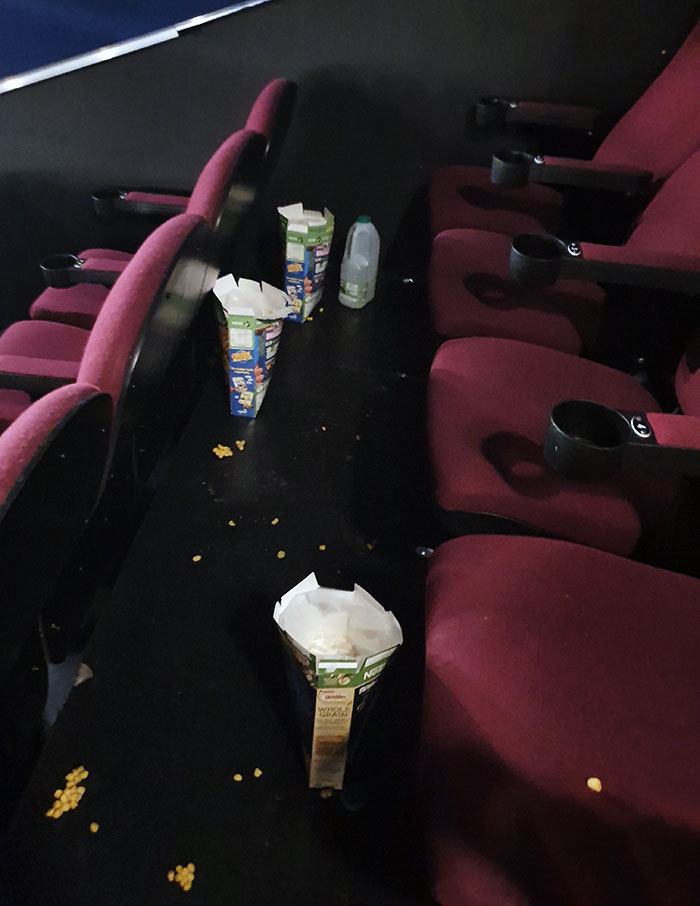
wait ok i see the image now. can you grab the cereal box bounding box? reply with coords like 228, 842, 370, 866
214, 276, 290, 418
278, 203, 334, 322
274, 574, 403, 789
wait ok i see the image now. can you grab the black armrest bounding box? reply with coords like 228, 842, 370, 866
475, 97, 600, 131
490, 149, 652, 194
544, 400, 700, 480
92, 187, 190, 218
509, 234, 700, 296
40, 254, 127, 289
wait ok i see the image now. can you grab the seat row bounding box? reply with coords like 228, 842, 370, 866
0, 78, 296, 824
419, 23, 700, 906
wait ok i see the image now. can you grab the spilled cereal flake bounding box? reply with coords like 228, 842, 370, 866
90, 822, 99, 833
277, 550, 286, 559
320, 788, 334, 799
587, 777, 603, 793
270, 517, 279, 525
212, 444, 233, 459
233, 773, 243, 782
318, 544, 326, 551
192, 555, 202, 563
228, 520, 236, 527
254, 768, 263, 778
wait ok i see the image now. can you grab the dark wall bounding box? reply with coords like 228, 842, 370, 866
0, 0, 696, 327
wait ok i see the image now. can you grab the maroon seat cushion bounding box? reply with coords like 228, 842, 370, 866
122, 192, 188, 208
429, 833, 531, 906
30, 284, 110, 330
0, 389, 31, 433
245, 77, 293, 139
186, 129, 258, 226
429, 165, 562, 237
0, 321, 90, 383
430, 229, 605, 353
428, 337, 675, 555
77, 248, 133, 262
424, 534, 700, 831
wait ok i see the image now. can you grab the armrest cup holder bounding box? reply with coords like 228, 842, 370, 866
509, 234, 565, 285
490, 150, 533, 187
544, 400, 630, 480
475, 97, 508, 127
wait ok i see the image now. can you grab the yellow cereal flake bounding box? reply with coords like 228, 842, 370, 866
253, 768, 263, 778
235, 439, 246, 451
168, 862, 195, 890
320, 426, 326, 431
270, 517, 279, 525
212, 443, 233, 458
320, 788, 334, 799
587, 777, 603, 793
228, 520, 236, 526
276, 550, 286, 559
90, 822, 99, 833
306, 316, 314, 321
318, 544, 326, 551
192, 555, 202, 563
233, 773, 243, 782
366, 542, 374, 551
319, 307, 324, 312
47, 765, 89, 819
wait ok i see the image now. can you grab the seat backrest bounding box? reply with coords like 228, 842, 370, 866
593, 20, 700, 182
0, 382, 110, 819
624, 146, 700, 256
245, 78, 297, 179
77, 212, 214, 482
675, 333, 700, 417
186, 128, 267, 270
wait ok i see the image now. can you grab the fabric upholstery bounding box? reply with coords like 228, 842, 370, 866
429, 165, 562, 237
427, 337, 675, 555
647, 412, 700, 449
593, 20, 700, 182
30, 284, 110, 330
79, 257, 130, 275
0, 389, 31, 433
123, 191, 188, 208
0, 383, 99, 504
429, 833, 531, 906
424, 534, 700, 831
674, 332, 700, 416
78, 248, 133, 262
186, 129, 257, 226
0, 321, 89, 382
429, 21, 700, 236
429, 229, 604, 352
77, 213, 204, 409
245, 77, 293, 140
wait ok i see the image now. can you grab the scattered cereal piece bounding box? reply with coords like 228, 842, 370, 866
587, 777, 603, 793
366, 542, 374, 551
212, 443, 233, 459
45, 809, 54, 818
306, 316, 314, 321
320, 788, 334, 799
233, 773, 243, 782
276, 550, 286, 559
254, 768, 263, 778
167, 871, 175, 882
355, 434, 361, 441
228, 520, 236, 527
319, 307, 324, 313
321, 426, 326, 431
234, 439, 246, 451
192, 555, 202, 563
318, 544, 326, 551
90, 822, 99, 833
271, 517, 279, 525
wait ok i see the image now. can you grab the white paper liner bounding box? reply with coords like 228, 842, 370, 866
274, 573, 403, 660
214, 275, 291, 319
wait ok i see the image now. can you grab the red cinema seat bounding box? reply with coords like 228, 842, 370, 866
429, 21, 700, 237
428, 134, 700, 354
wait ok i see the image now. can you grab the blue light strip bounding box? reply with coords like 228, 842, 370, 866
0, 0, 272, 94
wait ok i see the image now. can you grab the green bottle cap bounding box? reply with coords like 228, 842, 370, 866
357, 215, 371, 223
